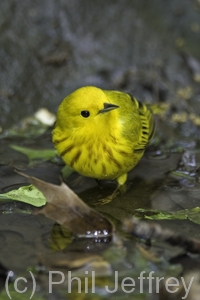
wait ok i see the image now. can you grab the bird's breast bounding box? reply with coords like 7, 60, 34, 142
58, 129, 142, 180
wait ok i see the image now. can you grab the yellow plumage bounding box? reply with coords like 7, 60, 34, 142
52, 86, 155, 203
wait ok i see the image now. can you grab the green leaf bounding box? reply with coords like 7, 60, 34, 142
10, 144, 57, 166
135, 207, 200, 225
0, 185, 46, 207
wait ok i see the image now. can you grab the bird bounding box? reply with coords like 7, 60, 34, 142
52, 86, 155, 204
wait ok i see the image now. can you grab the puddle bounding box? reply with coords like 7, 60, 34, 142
0, 129, 200, 299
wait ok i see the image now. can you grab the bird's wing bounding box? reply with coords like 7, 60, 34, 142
130, 96, 155, 152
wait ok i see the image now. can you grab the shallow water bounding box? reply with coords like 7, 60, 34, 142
0, 128, 200, 299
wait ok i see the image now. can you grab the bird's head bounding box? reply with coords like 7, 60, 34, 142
56, 86, 119, 131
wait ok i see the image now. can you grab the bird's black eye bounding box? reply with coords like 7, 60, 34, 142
81, 110, 90, 118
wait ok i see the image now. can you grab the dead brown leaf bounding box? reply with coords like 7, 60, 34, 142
17, 171, 114, 238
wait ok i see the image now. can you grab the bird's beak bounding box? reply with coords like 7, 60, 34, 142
98, 103, 119, 114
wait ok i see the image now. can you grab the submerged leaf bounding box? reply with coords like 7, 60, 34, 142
10, 144, 57, 166
0, 184, 46, 207
135, 207, 200, 225
18, 172, 113, 238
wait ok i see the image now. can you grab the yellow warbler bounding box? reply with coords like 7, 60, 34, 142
52, 86, 155, 204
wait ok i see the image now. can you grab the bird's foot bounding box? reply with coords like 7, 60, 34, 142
94, 196, 113, 206
94, 189, 120, 205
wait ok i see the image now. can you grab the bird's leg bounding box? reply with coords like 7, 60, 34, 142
94, 185, 120, 205
94, 175, 127, 205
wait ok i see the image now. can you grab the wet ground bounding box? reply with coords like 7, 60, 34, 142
1, 1, 200, 299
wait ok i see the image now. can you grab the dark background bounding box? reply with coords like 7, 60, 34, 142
1, 0, 200, 130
